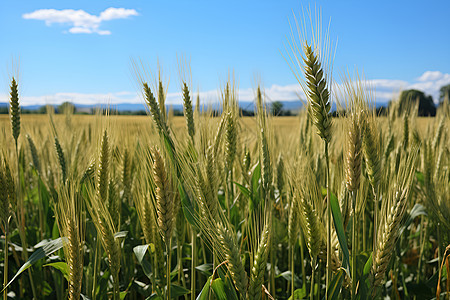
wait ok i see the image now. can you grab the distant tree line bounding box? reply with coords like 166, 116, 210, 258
1, 84, 449, 116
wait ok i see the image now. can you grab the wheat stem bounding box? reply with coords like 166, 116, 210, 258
351, 191, 357, 299
325, 141, 331, 295
166, 241, 172, 300
291, 241, 295, 297
299, 231, 306, 294
3, 221, 8, 300
92, 239, 100, 299
191, 229, 196, 300
310, 256, 316, 300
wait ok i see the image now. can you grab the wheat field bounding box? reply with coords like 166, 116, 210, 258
0, 43, 449, 300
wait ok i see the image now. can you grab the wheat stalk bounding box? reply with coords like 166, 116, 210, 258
151, 146, 175, 300
249, 219, 271, 300
1, 165, 10, 300
302, 41, 333, 291
371, 148, 418, 296
55, 185, 84, 300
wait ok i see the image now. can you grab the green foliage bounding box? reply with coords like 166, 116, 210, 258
439, 84, 450, 104
271, 101, 284, 116
397, 89, 436, 116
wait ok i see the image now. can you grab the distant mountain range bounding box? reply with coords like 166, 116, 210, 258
0, 100, 388, 112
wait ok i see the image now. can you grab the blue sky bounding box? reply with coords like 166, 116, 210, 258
0, 0, 449, 106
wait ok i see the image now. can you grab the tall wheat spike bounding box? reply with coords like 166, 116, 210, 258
144, 83, 166, 134
225, 111, 237, 172
362, 114, 382, 258
152, 147, 174, 244
97, 130, 109, 202
183, 82, 195, 141
403, 112, 409, 149
54, 136, 67, 183
26, 135, 41, 174
256, 87, 272, 201
217, 222, 248, 298
9, 77, 20, 145
85, 128, 122, 299
122, 149, 132, 204
302, 41, 333, 291
345, 114, 362, 193
362, 118, 381, 193
371, 148, 418, 295
158, 78, 167, 124
302, 42, 332, 143
277, 154, 285, 196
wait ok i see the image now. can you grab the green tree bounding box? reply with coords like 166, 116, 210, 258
271, 101, 284, 116
57, 102, 76, 114
398, 89, 436, 116
439, 84, 450, 104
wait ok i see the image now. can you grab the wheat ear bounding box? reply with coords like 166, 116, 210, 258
144, 83, 166, 134
54, 136, 67, 183
303, 42, 332, 142
158, 78, 167, 124
152, 147, 174, 244
217, 222, 248, 298
122, 149, 132, 204
97, 130, 110, 201
26, 135, 41, 174
9, 77, 20, 145
182, 82, 195, 141
152, 146, 174, 300
346, 115, 362, 193
302, 41, 333, 291
371, 148, 418, 296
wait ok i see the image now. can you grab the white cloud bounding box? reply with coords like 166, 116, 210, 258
340, 71, 450, 104
23, 7, 138, 35
69, 27, 94, 34
417, 71, 444, 82
0, 91, 140, 106
99, 8, 138, 21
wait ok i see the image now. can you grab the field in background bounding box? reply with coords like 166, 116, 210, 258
0, 114, 434, 137
0, 103, 448, 300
